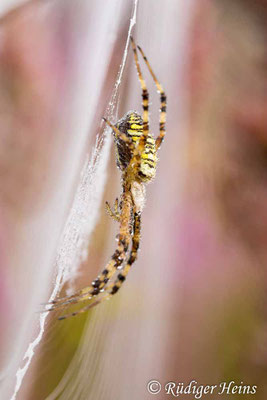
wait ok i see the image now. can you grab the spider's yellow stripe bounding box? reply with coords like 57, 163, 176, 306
130, 135, 142, 143
141, 153, 155, 160
127, 130, 142, 135
130, 123, 143, 130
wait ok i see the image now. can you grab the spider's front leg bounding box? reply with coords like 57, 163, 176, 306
103, 118, 134, 148
134, 40, 167, 150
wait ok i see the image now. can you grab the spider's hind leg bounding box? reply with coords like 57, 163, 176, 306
47, 232, 129, 314
47, 190, 133, 316
58, 209, 141, 320
108, 209, 141, 296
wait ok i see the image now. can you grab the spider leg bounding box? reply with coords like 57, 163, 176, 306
103, 118, 134, 150
58, 295, 102, 320
89, 189, 133, 294
44, 283, 95, 309
105, 198, 120, 222
58, 209, 141, 320
136, 44, 167, 150
108, 209, 141, 296
130, 37, 149, 150
44, 289, 91, 312
48, 190, 133, 313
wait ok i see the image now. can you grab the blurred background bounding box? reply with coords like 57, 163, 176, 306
1, 0, 267, 399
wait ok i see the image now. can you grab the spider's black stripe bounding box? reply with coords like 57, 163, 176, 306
143, 122, 149, 129
142, 92, 149, 101
111, 286, 119, 294
138, 171, 148, 179
118, 274, 126, 282
142, 162, 155, 169
160, 94, 167, 103
161, 106, 166, 113
144, 157, 155, 163
91, 287, 99, 296
142, 89, 148, 97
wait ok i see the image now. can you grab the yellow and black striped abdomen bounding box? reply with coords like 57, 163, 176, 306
115, 111, 157, 182
139, 134, 157, 182
126, 112, 157, 182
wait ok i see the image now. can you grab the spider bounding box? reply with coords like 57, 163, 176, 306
48, 37, 167, 319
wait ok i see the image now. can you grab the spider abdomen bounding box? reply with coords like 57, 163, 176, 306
127, 120, 157, 181
139, 136, 157, 182
115, 111, 157, 182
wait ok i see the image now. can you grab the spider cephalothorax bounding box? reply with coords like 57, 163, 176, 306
47, 37, 166, 319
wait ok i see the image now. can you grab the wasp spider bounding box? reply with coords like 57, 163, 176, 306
48, 37, 167, 319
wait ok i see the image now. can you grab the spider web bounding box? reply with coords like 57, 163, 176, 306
10, 1, 138, 399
